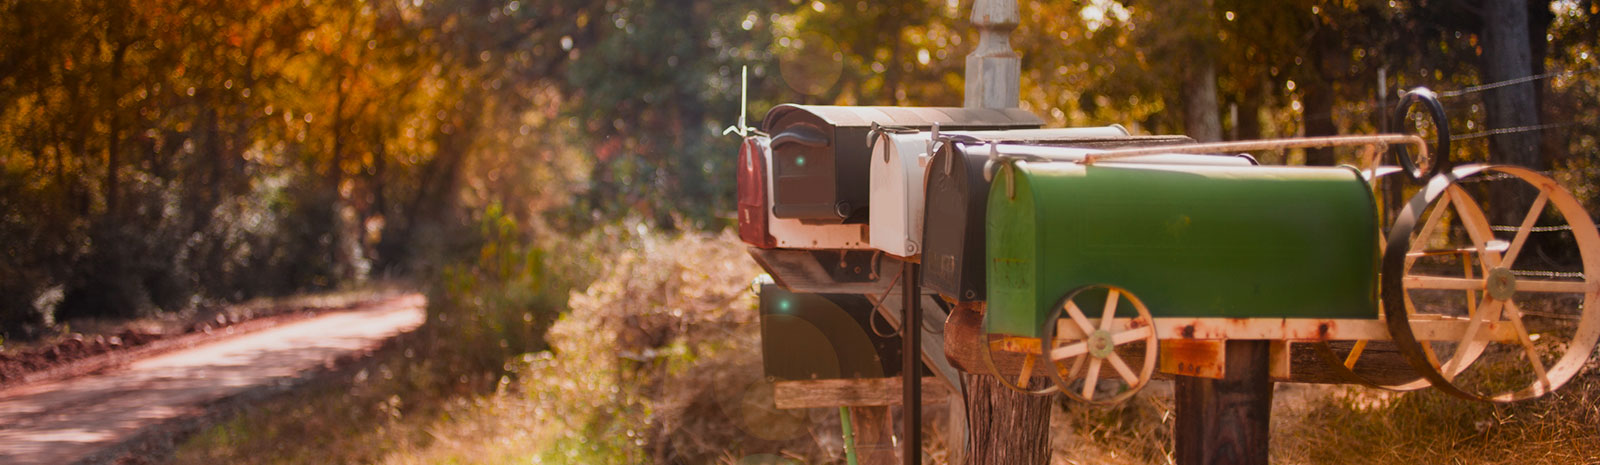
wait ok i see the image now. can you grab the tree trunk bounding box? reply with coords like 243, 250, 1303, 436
1183, 60, 1223, 143
961, 374, 1052, 464
1480, 0, 1545, 226
1302, 80, 1338, 166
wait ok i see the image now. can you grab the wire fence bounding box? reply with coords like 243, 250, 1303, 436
1296, 63, 1599, 136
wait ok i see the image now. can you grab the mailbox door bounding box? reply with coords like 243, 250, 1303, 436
868, 131, 935, 257
985, 163, 1379, 337
765, 132, 872, 249
737, 136, 776, 248
758, 283, 902, 381
769, 117, 843, 223
921, 144, 990, 302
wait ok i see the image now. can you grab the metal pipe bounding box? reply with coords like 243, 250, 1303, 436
1080, 134, 1429, 166
901, 261, 921, 465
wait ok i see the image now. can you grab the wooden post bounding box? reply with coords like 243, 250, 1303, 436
1173, 340, 1274, 465
961, 1, 1047, 464
960, 373, 1052, 465
964, 0, 1020, 109
851, 406, 900, 464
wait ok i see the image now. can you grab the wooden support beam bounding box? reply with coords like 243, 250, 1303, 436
850, 406, 899, 465
773, 377, 950, 409
1174, 340, 1273, 465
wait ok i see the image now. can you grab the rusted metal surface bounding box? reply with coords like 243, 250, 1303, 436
1160, 339, 1226, 379
1046, 317, 1522, 342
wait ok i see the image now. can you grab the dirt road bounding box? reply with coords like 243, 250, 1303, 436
0, 294, 426, 465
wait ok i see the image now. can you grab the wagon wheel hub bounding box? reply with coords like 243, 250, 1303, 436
1486, 267, 1517, 301
1087, 329, 1116, 358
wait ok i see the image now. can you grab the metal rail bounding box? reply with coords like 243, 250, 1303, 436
1079, 134, 1429, 167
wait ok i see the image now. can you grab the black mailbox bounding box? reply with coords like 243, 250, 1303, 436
758, 283, 901, 381
761, 105, 1043, 224
921, 135, 1260, 303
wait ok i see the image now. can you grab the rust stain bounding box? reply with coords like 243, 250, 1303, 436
1181, 324, 1196, 339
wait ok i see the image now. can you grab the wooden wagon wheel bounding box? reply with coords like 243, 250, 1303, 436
977, 308, 1075, 396
1383, 164, 1600, 402
1041, 285, 1159, 405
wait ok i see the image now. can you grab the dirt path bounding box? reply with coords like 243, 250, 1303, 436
0, 294, 426, 465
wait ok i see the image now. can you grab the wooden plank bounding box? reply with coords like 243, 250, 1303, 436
1287, 340, 1420, 385
1269, 340, 1292, 381
773, 377, 950, 409
1173, 340, 1273, 465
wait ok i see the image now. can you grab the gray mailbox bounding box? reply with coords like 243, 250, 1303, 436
761, 105, 1042, 224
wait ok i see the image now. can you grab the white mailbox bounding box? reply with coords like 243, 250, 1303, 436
866, 126, 1134, 258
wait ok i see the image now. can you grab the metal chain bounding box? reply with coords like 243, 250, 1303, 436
1511, 269, 1587, 280
1489, 224, 1572, 233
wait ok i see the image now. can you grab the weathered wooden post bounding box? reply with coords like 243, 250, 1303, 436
1173, 341, 1274, 465
960, 1, 1054, 464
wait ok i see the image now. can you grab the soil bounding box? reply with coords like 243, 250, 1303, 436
0, 289, 399, 389
0, 330, 161, 384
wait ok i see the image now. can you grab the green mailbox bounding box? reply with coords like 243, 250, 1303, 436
984, 162, 1379, 337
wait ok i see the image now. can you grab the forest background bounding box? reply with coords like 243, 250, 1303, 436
2, 0, 1599, 462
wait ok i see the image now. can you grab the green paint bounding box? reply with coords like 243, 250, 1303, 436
986, 162, 1380, 337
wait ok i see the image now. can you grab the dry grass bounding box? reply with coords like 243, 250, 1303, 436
169, 234, 1600, 465
170, 230, 839, 465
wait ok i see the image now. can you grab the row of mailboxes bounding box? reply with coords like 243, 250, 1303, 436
983, 162, 1381, 337
761, 105, 1043, 224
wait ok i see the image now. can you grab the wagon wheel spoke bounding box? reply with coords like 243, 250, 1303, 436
1050, 341, 1090, 362
1016, 353, 1037, 389
1405, 191, 1454, 269
1098, 289, 1120, 331
1499, 191, 1550, 269
1447, 186, 1501, 269
1404, 294, 1446, 370
1440, 298, 1504, 380
1065, 301, 1096, 334
1105, 352, 1140, 385
1403, 275, 1485, 290
1343, 340, 1369, 369
1502, 301, 1553, 390
1110, 325, 1154, 346
1080, 357, 1104, 400
1463, 252, 1479, 323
